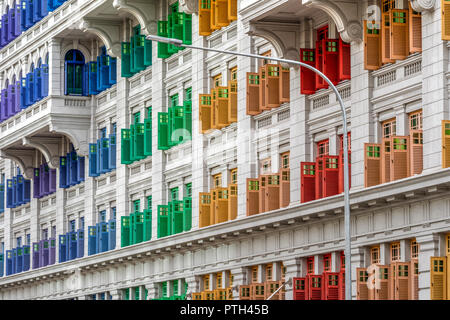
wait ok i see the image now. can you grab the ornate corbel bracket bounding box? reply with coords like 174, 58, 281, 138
179, 0, 198, 14
113, 0, 158, 36
49, 125, 89, 157
79, 18, 122, 57
0, 149, 35, 179
409, 0, 435, 12
22, 137, 61, 169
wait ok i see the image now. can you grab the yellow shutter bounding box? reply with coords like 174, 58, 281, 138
442, 120, 450, 168
430, 256, 447, 300
199, 94, 212, 133
199, 0, 212, 36
228, 0, 237, 21
442, 0, 450, 40
228, 80, 237, 123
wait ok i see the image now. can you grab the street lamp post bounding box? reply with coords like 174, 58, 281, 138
147, 34, 352, 300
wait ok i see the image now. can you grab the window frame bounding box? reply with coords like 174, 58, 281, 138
390, 242, 400, 262
382, 118, 397, 139
370, 246, 380, 265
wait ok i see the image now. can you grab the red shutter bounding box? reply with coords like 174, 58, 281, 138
280, 168, 290, 208
265, 64, 281, 109
410, 130, 423, 176
301, 162, 316, 203
315, 40, 328, 90
390, 136, 410, 181
246, 178, 260, 216
363, 20, 382, 70
364, 143, 381, 188
338, 269, 345, 300
323, 155, 339, 198
308, 274, 323, 300
300, 49, 317, 95
293, 277, 307, 300
339, 133, 352, 193
315, 157, 324, 200
323, 272, 340, 300
324, 38, 340, 85
279, 66, 290, 103
381, 138, 391, 183
338, 38, 351, 81
390, 9, 409, 60
259, 175, 267, 213
409, 3, 422, 53
246, 72, 261, 115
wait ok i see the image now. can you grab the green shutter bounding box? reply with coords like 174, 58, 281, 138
121, 42, 132, 77
124, 288, 130, 300
130, 35, 136, 73
171, 200, 184, 235
183, 197, 192, 231
158, 112, 170, 150
143, 208, 152, 241
121, 216, 130, 247
183, 100, 192, 141
121, 129, 132, 165
134, 35, 145, 72
182, 13, 192, 45
129, 212, 136, 245
171, 106, 185, 145
157, 205, 170, 238
129, 124, 136, 162
144, 118, 152, 156
135, 212, 144, 244
134, 287, 140, 300
134, 123, 145, 160
144, 39, 152, 67
157, 21, 170, 59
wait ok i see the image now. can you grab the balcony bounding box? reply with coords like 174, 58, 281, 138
0, 95, 91, 178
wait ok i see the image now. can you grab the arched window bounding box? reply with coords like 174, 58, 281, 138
65, 49, 85, 95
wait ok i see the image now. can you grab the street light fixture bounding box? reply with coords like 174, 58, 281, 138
146, 34, 352, 300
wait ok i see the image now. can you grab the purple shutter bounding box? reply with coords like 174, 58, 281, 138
49, 168, 56, 193
33, 168, 40, 198
15, 4, 21, 37
43, 165, 50, 195
1, 89, 7, 121
15, 81, 21, 113
7, 84, 14, 117
39, 165, 44, 198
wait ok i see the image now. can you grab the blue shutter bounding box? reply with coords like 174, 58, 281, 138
69, 151, 77, 186
1, 14, 8, 45
108, 219, 116, 251
69, 231, 77, 260
77, 156, 85, 183
1, 89, 7, 121
58, 235, 66, 263
24, 178, 31, 202
33, 0, 41, 22
47, 0, 56, 11
0, 183, 4, 213
41, 64, 49, 98
26, 0, 33, 28
25, 72, 33, 106
59, 156, 67, 188
34, 67, 42, 102
15, 4, 22, 37
89, 143, 99, 177
64, 61, 68, 95
88, 226, 97, 255
6, 179, 12, 208
82, 63, 88, 96
108, 133, 116, 170
96, 223, 101, 254
88, 62, 99, 95
8, 8, 15, 42
40, 0, 48, 17
96, 56, 102, 93
96, 139, 101, 175
101, 137, 109, 173
16, 175, 24, 206
12, 177, 17, 208
77, 229, 84, 258
23, 245, 30, 271
109, 57, 117, 85
99, 222, 108, 253
20, 77, 27, 109
20, 0, 27, 31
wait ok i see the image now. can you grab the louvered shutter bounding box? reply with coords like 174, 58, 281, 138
410, 259, 419, 300
390, 136, 410, 181
324, 38, 339, 85
315, 40, 328, 89
410, 129, 423, 175
216, 86, 229, 127
338, 38, 351, 80
259, 65, 269, 111
265, 64, 281, 108
210, 0, 219, 30
382, 12, 395, 64
364, 21, 381, 70
246, 72, 261, 115
228, 0, 237, 21
301, 162, 316, 203
300, 49, 317, 95
442, 0, 450, 40
443, 121, 450, 168
199, 192, 212, 228
293, 278, 307, 300
228, 80, 237, 123
356, 268, 369, 300
265, 174, 280, 212
364, 143, 381, 187
280, 168, 290, 207
199, 0, 212, 36
200, 94, 212, 133
323, 156, 339, 198
315, 157, 324, 200
215, 0, 228, 27
381, 138, 391, 183
323, 272, 340, 300
215, 187, 229, 223
228, 184, 237, 220
246, 178, 259, 216
430, 256, 447, 300
375, 265, 389, 300
390, 9, 409, 60
409, 3, 422, 53
394, 262, 410, 300
259, 175, 267, 213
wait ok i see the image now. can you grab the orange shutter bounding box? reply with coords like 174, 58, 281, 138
442, 120, 450, 168
430, 256, 447, 300
389, 263, 396, 300
239, 285, 251, 300
215, 187, 229, 223
199, 94, 212, 133
410, 259, 419, 300
199, 0, 212, 36
215, 0, 229, 27
390, 136, 410, 181
364, 143, 381, 187
356, 268, 369, 300
394, 262, 410, 300
228, 0, 237, 21
210, 0, 219, 30
409, 3, 422, 53
364, 21, 381, 70
410, 130, 423, 175
382, 12, 395, 64
211, 87, 218, 129
216, 86, 229, 127
210, 189, 217, 225
199, 192, 212, 228
279, 66, 290, 103
390, 9, 409, 60
280, 168, 290, 208
259, 175, 267, 213
375, 265, 389, 300
265, 174, 280, 212
228, 184, 237, 220
442, 0, 450, 40
251, 283, 265, 300
228, 80, 237, 123
265, 281, 285, 300
259, 65, 269, 111
246, 178, 260, 216
381, 138, 391, 183
265, 64, 281, 109
246, 72, 261, 115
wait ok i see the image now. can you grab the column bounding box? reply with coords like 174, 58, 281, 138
282, 258, 301, 300
395, 105, 408, 136
379, 242, 390, 265
48, 39, 62, 96
109, 289, 122, 300
351, 247, 366, 300
145, 282, 158, 300
230, 267, 248, 300
185, 275, 200, 299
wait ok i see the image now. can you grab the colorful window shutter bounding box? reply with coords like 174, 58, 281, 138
265, 64, 281, 108
215, 86, 229, 127
410, 128, 423, 176
246, 72, 261, 115
381, 138, 391, 183
228, 0, 237, 21
215, 0, 228, 27
442, 0, 450, 40
442, 120, 450, 168
323, 39, 339, 85
390, 136, 410, 181
409, 3, 422, 53
228, 80, 238, 123
390, 9, 409, 60
301, 162, 316, 203
199, 0, 212, 36
430, 256, 447, 300
364, 20, 381, 70
381, 11, 395, 64
246, 178, 260, 216
300, 49, 317, 95
364, 143, 381, 187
